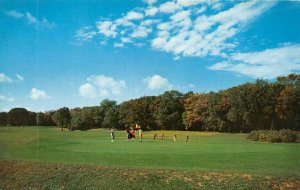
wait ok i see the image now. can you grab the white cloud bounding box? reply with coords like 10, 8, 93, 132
0, 73, 13, 83
0, 73, 24, 83
79, 75, 126, 98
76, 1, 276, 60
151, 1, 276, 58
114, 42, 124, 47
41, 18, 56, 28
144, 0, 157, 5
25, 12, 37, 24
211, 2, 223, 11
96, 21, 117, 38
100, 41, 107, 45
176, 0, 202, 7
6, 10, 56, 28
121, 37, 132, 43
170, 10, 190, 22
143, 75, 172, 90
134, 43, 145, 47
173, 56, 180, 60
131, 26, 152, 38
30, 88, 49, 100
196, 6, 207, 14
6, 10, 24, 18
125, 11, 144, 20
76, 26, 97, 41
115, 18, 134, 27
208, 44, 300, 79
145, 6, 159, 16
15, 74, 24, 81
79, 83, 97, 98
0, 95, 15, 102
159, 1, 181, 13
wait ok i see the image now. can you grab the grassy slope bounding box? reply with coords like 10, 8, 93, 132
0, 127, 299, 177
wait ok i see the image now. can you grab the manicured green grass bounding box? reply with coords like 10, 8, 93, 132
0, 127, 299, 177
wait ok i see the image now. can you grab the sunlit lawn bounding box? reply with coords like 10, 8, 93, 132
0, 126, 299, 177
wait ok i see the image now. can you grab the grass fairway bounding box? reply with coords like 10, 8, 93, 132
0, 127, 299, 189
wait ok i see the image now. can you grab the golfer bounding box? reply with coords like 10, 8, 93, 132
139, 128, 143, 142
110, 128, 115, 142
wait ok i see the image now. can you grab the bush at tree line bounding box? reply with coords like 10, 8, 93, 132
247, 130, 299, 143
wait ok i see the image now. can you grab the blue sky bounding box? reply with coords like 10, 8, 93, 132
0, 0, 300, 112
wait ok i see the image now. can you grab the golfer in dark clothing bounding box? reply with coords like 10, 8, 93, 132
126, 129, 131, 141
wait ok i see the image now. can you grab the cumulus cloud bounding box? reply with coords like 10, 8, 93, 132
159, 1, 181, 13
176, 0, 202, 7
0, 73, 13, 83
96, 21, 117, 38
151, 1, 276, 58
79, 83, 97, 98
125, 11, 144, 20
144, 0, 157, 5
145, 6, 159, 16
130, 26, 152, 38
75, 0, 277, 64
143, 75, 172, 90
208, 44, 300, 79
30, 88, 50, 100
79, 75, 126, 98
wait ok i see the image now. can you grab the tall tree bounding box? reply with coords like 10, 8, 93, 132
155, 90, 184, 130
7, 108, 36, 126
52, 107, 71, 131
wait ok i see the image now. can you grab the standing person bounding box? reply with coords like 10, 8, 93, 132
126, 129, 131, 141
110, 128, 115, 142
135, 123, 141, 130
173, 134, 177, 142
139, 128, 143, 142
186, 135, 189, 142
130, 128, 136, 141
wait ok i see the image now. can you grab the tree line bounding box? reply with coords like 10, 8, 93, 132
0, 74, 299, 132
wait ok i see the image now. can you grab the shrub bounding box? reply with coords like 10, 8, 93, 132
247, 129, 299, 143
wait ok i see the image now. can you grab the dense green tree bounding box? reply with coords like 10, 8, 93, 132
52, 107, 71, 131
99, 99, 117, 128
0, 112, 8, 126
102, 106, 119, 128
154, 90, 184, 130
7, 108, 36, 126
